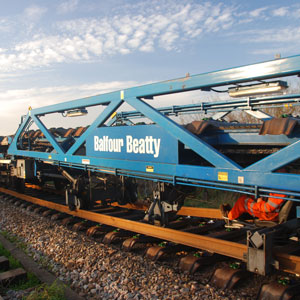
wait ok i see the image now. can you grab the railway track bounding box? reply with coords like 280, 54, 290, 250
1, 186, 300, 276
1, 187, 300, 299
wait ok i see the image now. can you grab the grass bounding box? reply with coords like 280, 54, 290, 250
10, 272, 40, 291
25, 280, 66, 300
184, 188, 238, 209
0, 235, 66, 300
0, 241, 40, 294
0, 242, 22, 270
1, 230, 27, 251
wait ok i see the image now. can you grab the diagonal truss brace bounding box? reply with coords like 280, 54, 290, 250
66, 99, 123, 155
125, 97, 241, 170
246, 139, 300, 172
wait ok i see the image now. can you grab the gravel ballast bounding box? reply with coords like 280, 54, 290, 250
0, 197, 266, 299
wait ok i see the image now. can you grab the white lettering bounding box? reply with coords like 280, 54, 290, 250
108, 139, 113, 152
133, 138, 139, 153
94, 136, 99, 151
94, 135, 161, 158
153, 138, 161, 158
94, 136, 124, 153
138, 138, 145, 154
126, 136, 132, 153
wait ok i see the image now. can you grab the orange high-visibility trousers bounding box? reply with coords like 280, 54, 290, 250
228, 193, 285, 221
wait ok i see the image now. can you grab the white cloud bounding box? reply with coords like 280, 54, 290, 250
0, 80, 139, 135
1, 1, 300, 74
249, 7, 268, 18
251, 47, 295, 56
238, 26, 300, 56
245, 27, 300, 43
24, 5, 47, 21
272, 7, 289, 17
0, 2, 236, 73
57, 0, 79, 14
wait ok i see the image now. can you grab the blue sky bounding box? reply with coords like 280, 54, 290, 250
1, 0, 300, 134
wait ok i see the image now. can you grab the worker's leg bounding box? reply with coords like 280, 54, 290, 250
228, 195, 254, 220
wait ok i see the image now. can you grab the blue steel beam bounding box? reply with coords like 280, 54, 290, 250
116, 94, 300, 120
124, 55, 300, 98
29, 55, 300, 117
66, 99, 123, 155
9, 114, 31, 153
31, 115, 64, 154
7, 147, 300, 196
125, 97, 240, 170
31, 93, 116, 115
245, 140, 300, 172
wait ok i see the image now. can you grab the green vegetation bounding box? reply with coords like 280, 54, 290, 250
0, 241, 40, 294
0, 242, 22, 270
0, 236, 66, 300
25, 281, 66, 300
11, 272, 40, 291
184, 188, 238, 208
1, 230, 27, 251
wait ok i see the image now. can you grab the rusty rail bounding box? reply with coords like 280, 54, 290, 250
1, 187, 300, 275
110, 202, 223, 219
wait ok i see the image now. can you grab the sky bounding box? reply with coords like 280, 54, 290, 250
1, 0, 300, 135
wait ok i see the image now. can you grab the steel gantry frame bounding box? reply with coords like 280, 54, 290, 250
7, 54, 300, 199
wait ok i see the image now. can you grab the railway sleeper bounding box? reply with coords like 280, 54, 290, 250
26, 204, 37, 211
0, 268, 27, 287
50, 212, 68, 221
181, 219, 225, 234
20, 202, 29, 209
72, 220, 96, 232
102, 229, 134, 245
33, 206, 47, 214
210, 265, 250, 290
145, 243, 191, 261
0, 256, 9, 271
13, 199, 23, 206
122, 236, 160, 252
256, 281, 300, 300
179, 253, 221, 274
61, 216, 82, 226
41, 209, 56, 217
86, 224, 116, 238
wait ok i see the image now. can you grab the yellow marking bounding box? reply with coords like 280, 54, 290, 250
238, 176, 244, 184
146, 166, 154, 172
120, 90, 124, 100
82, 159, 90, 165
110, 111, 117, 119
48, 155, 52, 159
218, 172, 228, 181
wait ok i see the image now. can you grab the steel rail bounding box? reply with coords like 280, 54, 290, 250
0, 187, 246, 260
1, 187, 300, 275
109, 202, 223, 219
275, 252, 300, 275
